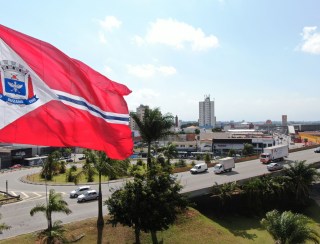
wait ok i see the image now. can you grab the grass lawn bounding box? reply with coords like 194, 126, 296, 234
1, 202, 320, 244
0, 208, 272, 244
24, 162, 212, 185
25, 168, 112, 184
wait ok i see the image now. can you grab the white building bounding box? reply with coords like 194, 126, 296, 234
199, 95, 216, 129
129, 104, 149, 131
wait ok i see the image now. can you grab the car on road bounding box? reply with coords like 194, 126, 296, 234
10, 164, 22, 169
70, 186, 91, 198
77, 190, 99, 202
267, 162, 283, 171
66, 158, 74, 162
314, 147, 320, 153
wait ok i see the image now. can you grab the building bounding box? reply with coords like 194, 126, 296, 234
129, 104, 149, 131
211, 131, 274, 156
0, 144, 59, 169
199, 95, 216, 129
282, 115, 287, 126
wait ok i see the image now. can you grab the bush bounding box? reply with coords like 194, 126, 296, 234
70, 165, 77, 172
175, 159, 187, 168
59, 161, 66, 174
65, 168, 75, 182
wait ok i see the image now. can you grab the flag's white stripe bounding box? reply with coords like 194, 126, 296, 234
53, 90, 129, 125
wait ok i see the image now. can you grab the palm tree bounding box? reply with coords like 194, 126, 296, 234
30, 189, 71, 243
81, 150, 129, 228
283, 160, 320, 205
41, 151, 61, 180
212, 182, 238, 208
163, 143, 178, 164
131, 107, 174, 168
261, 209, 320, 244
37, 220, 66, 244
74, 157, 96, 184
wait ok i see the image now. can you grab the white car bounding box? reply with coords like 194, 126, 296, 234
77, 190, 99, 203
267, 163, 283, 172
70, 186, 91, 198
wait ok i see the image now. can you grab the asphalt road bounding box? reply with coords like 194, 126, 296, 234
0, 148, 319, 240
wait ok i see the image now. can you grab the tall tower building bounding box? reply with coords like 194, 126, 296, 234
199, 95, 216, 129
282, 115, 287, 126
129, 104, 149, 131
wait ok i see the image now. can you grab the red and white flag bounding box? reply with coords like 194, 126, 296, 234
0, 25, 133, 159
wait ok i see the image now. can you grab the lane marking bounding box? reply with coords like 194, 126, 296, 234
33, 192, 41, 197
21, 192, 29, 198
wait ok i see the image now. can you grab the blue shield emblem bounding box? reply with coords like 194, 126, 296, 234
0, 60, 38, 105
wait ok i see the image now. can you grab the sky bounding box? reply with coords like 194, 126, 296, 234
1, 0, 320, 122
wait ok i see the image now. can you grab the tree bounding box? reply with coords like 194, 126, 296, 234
41, 151, 61, 180
74, 155, 96, 184
163, 143, 178, 164
212, 127, 222, 132
194, 128, 200, 134
228, 149, 235, 157
131, 107, 174, 168
261, 209, 319, 244
79, 150, 129, 229
283, 160, 320, 205
242, 143, 254, 156
212, 182, 238, 208
204, 153, 211, 164
106, 164, 188, 244
63, 147, 72, 159
0, 214, 10, 234
36, 220, 66, 244
30, 189, 71, 243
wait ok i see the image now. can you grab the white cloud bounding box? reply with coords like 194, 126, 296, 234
98, 31, 107, 44
140, 18, 219, 51
299, 26, 320, 54
127, 88, 160, 111
127, 64, 177, 78
133, 35, 144, 46
99, 16, 121, 31
157, 66, 176, 76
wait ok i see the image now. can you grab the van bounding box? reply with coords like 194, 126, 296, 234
190, 163, 208, 174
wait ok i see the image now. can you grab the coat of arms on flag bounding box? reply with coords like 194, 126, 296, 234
0, 60, 38, 105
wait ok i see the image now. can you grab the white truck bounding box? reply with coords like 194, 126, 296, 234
260, 144, 289, 164
190, 163, 208, 174
213, 157, 235, 174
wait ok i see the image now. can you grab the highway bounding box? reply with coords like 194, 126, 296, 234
0, 148, 319, 240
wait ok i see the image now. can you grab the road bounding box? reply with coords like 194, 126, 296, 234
0, 148, 319, 240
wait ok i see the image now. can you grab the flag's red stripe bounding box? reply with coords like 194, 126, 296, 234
0, 101, 133, 159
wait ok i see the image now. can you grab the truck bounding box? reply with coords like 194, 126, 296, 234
213, 157, 235, 174
190, 163, 208, 174
260, 144, 289, 164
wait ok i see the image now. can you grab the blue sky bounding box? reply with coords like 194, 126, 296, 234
1, 0, 320, 122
